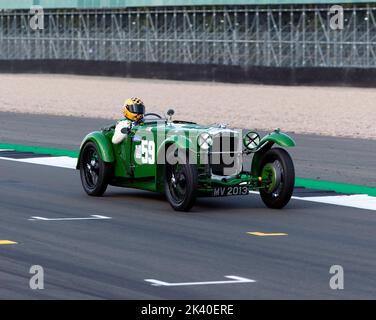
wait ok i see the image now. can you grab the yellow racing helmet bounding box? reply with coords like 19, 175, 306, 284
123, 98, 145, 122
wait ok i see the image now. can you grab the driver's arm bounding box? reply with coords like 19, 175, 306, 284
112, 120, 131, 144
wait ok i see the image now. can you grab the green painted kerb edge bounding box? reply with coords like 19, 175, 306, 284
295, 178, 376, 197
0, 142, 79, 158
1, 141, 376, 197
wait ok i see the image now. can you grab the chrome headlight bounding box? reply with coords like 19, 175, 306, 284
198, 133, 213, 150
243, 131, 260, 151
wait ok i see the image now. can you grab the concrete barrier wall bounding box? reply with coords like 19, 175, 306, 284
1, 60, 375, 87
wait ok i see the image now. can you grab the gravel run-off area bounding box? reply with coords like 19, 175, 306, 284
0, 73, 375, 140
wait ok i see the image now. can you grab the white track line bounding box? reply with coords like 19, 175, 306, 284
293, 194, 376, 211
0, 156, 76, 169
249, 191, 376, 211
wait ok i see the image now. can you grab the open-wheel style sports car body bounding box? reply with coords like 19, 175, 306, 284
77, 110, 296, 211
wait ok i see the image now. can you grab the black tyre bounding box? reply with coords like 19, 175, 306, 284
79, 141, 112, 196
259, 148, 295, 209
164, 150, 198, 211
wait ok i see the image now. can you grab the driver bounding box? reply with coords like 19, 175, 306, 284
112, 97, 145, 144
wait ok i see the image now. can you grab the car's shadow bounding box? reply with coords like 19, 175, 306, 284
104, 187, 305, 213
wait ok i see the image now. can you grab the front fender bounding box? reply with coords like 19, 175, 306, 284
76, 131, 115, 169
258, 131, 296, 149
251, 130, 295, 175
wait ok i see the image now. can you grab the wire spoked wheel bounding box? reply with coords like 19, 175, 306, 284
80, 142, 112, 196
165, 150, 197, 211
259, 148, 295, 209
169, 164, 188, 202
83, 147, 100, 188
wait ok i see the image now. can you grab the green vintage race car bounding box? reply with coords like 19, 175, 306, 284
77, 110, 295, 211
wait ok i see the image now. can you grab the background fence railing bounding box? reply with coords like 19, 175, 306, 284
1, 5, 375, 68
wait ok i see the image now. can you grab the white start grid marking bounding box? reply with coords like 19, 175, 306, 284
29, 215, 112, 221
144, 275, 256, 287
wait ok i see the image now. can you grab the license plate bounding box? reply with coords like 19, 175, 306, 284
212, 185, 249, 197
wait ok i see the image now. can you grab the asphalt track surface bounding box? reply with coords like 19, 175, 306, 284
1, 112, 376, 299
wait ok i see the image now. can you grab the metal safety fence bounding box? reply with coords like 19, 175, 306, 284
0, 4, 375, 68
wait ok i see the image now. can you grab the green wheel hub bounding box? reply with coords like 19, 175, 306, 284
261, 161, 282, 193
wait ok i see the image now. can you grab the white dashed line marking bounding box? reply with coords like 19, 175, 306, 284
144, 275, 256, 287
29, 215, 112, 221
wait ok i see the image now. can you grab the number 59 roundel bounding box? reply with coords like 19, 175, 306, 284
141, 140, 155, 164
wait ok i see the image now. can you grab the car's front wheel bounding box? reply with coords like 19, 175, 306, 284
164, 150, 198, 211
259, 148, 295, 209
79, 141, 112, 196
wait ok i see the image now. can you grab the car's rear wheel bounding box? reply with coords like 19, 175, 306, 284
165, 150, 198, 211
80, 141, 112, 196
259, 148, 295, 209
